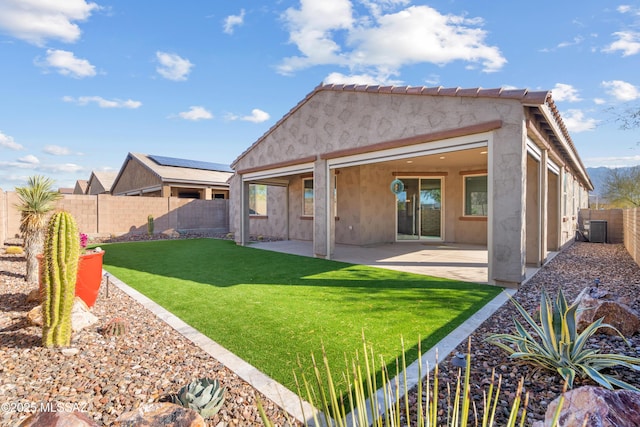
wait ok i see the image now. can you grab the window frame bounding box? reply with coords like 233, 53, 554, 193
462, 173, 488, 217
302, 177, 314, 217
249, 183, 267, 216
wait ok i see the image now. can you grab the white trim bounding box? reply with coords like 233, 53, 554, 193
487, 134, 494, 284
547, 159, 560, 175
326, 133, 490, 169
526, 137, 542, 161
242, 162, 314, 181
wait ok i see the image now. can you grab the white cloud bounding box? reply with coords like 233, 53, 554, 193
602, 80, 640, 101
593, 98, 606, 105
156, 51, 193, 81
0, 0, 99, 46
551, 83, 582, 102
41, 163, 84, 173
17, 154, 39, 165
324, 72, 386, 85
604, 31, 640, 56
241, 109, 270, 123
0, 131, 24, 150
40, 49, 96, 78
584, 155, 640, 168
223, 9, 245, 34
225, 109, 270, 123
63, 95, 142, 108
178, 106, 213, 121
562, 109, 599, 133
278, 2, 506, 78
43, 145, 71, 155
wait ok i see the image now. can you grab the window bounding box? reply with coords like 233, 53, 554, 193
249, 184, 267, 216
464, 175, 487, 216
303, 178, 313, 216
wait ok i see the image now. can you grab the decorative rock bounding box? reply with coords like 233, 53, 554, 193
18, 410, 100, 426
25, 297, 99, 332
574, 286, 640, 337
113, 402, 206, 427
70, 298, 99, 332
533, 386, 640, 427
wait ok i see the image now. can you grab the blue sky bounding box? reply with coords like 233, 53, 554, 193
0, 0, 639, 191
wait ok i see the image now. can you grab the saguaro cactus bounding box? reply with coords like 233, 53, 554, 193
42, 211, 80, 348
147, 214, 154, 235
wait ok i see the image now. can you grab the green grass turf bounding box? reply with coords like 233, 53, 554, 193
100, 238, 501, 393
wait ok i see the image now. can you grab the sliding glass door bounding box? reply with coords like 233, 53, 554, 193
396, 178, 442, 241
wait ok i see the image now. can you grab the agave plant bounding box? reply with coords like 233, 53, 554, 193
486, 288, 640, 390
171, 378, 225, 419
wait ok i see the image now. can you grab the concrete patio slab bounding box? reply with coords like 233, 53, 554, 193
251, 240, 489, 283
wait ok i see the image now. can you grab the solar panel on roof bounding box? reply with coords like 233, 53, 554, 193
148, 155, 233, 172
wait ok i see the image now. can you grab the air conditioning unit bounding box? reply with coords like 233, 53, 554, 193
590, 220, 607, 243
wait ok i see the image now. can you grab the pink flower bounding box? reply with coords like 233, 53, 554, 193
80, 233, 88, 249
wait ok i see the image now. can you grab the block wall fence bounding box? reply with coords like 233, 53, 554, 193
1, 191, 229, 243
624, 208, 640, 267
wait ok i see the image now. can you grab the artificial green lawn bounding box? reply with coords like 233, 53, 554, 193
101, 238, 501, 393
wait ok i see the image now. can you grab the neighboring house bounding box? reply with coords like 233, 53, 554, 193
229, 84, 593, 287
58, 187, 74, 194
86, 171, 118, 195
73, 179, 88, 195
111, 152, 233, 199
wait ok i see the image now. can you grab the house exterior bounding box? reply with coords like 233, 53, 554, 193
86, 171, 118, 195
229, 84, 593, 287
111, 152, 233, 199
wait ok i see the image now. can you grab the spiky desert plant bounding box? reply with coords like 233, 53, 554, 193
258, 335, 563, 427
171, 378, 226, 419
486, 288, 640, 390
101, 317, 130, 337
14, 175, 62, 285
41, 211, 80, 348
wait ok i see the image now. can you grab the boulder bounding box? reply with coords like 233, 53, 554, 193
26, 297, 99, 332
113, 402, 205, 427
533, 386, 640, 427
574, 286, 640, 337
18, 410, 99, 426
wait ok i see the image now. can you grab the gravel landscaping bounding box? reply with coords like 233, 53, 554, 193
1, 237, 639, 426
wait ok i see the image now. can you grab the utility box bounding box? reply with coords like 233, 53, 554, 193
590, 220, 607, 243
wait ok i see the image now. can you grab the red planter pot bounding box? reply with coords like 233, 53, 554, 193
38, 251, 105, 308
75, 251, 104, 307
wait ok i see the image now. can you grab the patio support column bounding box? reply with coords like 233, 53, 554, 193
540, 149, 549, 263
489, 124, 526, 287
239, 179, 250, 246
313, 158, 333, 259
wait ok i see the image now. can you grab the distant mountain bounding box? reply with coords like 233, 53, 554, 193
586, 167, 611, 196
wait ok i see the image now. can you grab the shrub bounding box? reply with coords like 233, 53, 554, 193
486, 288, 640, 390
